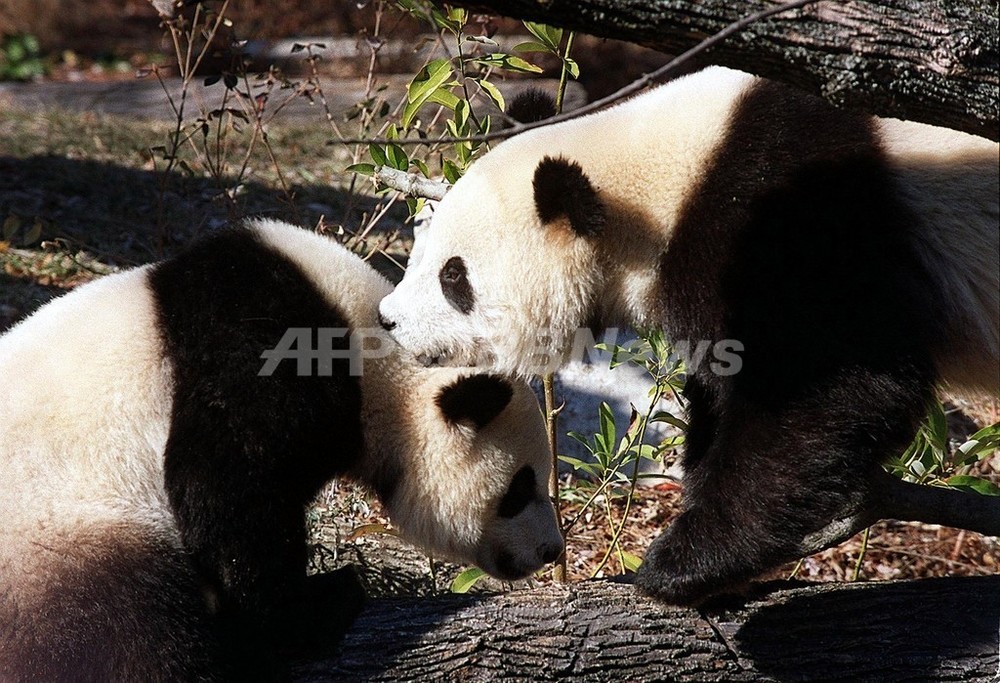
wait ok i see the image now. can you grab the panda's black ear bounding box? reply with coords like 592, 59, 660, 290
436, 374, 514, 430
533, 156, 605, 237
506, 88, 557, 124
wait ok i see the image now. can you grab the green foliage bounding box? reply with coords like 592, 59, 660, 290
0, 34, 47, 81
2, 214, 43, 247
560, 329, 687, 576
347, 3, 579, 217
450, 566, 486, 593
887, 402, 1000, 495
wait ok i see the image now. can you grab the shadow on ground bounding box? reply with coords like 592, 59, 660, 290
0, 154, 408, 328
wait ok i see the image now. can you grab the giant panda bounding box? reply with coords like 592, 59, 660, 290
377, 66, 1000, 605
0, 218, 563, 681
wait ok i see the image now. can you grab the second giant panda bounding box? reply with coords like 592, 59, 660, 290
0, 218, 563, 680
378, 66, 1000, 604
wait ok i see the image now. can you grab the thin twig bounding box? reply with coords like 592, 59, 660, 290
850, 526, 871, 581
542, 373, 567, 582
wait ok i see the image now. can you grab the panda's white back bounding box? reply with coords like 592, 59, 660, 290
249, 218, 393, 327
0, 267, 173, 533
469, 66, 754, 239
876, 117, 1000, 391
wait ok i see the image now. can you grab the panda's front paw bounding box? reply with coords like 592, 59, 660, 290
635, 532, 715, 606
635, 514, 756, 607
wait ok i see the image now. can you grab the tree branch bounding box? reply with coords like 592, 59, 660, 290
797, 470, 1000, 558
450, 0, 999, 140
373, 166, 449, 200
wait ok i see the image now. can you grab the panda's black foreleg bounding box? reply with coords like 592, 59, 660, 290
163, 401, 357, 676
636, 365, 931, 606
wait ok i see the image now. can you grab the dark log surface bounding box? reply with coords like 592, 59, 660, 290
295, 575, 1000, 681
451, 0, 999, 140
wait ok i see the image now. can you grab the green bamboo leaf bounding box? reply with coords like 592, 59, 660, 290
345, 163, 376, 176
408, 59, 449, 96
430, 9, 462, 34
385, 143, 408, 171
404, 59, 453, 127
943, 475, 1000, 496
566, 431, 594, 452
512, 41, 552, 54
478, 79, 505, 111
441, 159, 463, 184
368, 143, 387, 167
523, 21, 561, 51
927, 400, 949, 452
599, 402, 616, 452
650, 411, 688, 430
2, 214, 21, 241
24, 218, 42, 246
401, 100, 421, 130
410, 158, 431, 178
621, 551, 643, 572
563, 57, 580, 79
426, 87, 460, 110
475, 54, 543, 74
451, 566, 486, 593
453, 98, 469, 132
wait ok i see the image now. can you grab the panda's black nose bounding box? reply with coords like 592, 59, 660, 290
378, 312, 396, 331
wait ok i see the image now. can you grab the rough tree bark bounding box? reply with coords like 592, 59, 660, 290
295, 576, 1000, 681
450, 0, 999, 140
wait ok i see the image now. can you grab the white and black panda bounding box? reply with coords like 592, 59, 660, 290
378, 66, 1000, 604
0, 218, 563, 681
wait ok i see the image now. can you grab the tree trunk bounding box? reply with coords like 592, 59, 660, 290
295, 575, 1000, 681
451, 0, 999, 141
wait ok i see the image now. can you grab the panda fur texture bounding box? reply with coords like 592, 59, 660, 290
0, 219, 562, 680
378, 66, 999, 604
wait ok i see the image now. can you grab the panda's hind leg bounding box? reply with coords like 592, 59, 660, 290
0, 524, 221, 682
636, 365, 932, 605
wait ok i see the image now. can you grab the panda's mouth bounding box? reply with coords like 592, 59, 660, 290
491, 550, 534, 581
415, 348, 479, 368
415, 350, 448, 367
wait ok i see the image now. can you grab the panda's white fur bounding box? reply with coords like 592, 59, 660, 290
378, 66, 999, 605
250, 220, 560, 575
379, 67, 998, 391
0, 219, 561, 679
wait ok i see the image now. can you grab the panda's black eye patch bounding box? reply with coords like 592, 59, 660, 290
439, 256, 474, 314
498, 466, 536, 519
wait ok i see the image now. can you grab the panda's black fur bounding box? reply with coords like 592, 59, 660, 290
379, 67, 998, 605
153, 231, 363, 639
639, 82, 944, 602
505, 87, 558, 124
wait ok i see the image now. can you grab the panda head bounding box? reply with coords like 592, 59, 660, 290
368, 370, 563, 580
378, 154, 606, 377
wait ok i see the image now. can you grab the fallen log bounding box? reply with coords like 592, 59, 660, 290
295, 575, 1000, 681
